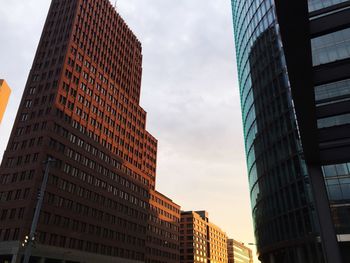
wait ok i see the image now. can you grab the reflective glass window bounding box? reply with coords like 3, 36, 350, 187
323, 163, 350, 177
308, 0, 348, 12
315, 79, 350, 105
327, 183, 343, 200
336, 163, 349, 175
311, 28, 350, 66
323, 165, 338, 177
317, 113, 350, 128
340, 179, 350, 199
323, 163, 350, 201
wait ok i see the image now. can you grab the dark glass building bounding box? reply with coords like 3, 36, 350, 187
231, 0, 350, 262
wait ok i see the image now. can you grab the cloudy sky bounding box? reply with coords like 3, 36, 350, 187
0, 0, 258, 261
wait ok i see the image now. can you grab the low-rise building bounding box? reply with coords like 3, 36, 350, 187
207, 221, 228, 263
0, 79, 11, 124
180, 211, 228, 263
227, 239, 253, 263
146, 190, 181, 263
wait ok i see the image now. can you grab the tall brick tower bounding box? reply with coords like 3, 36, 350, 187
0, 1, 179, 263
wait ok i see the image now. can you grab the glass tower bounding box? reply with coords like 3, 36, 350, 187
308, 0, 350, 262
232, 0, 350, 262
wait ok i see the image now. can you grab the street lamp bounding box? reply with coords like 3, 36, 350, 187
23, 158, 56, 263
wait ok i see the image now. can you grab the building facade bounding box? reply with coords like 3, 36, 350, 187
180, 211, 208, 263
231, 0, 350, 262
146, 190, 180, 263
207, 222, 228, 263
227, 239, 253, 263
0, 79, 11, 124
180, 211, 228, 263
0, 0, 179, 262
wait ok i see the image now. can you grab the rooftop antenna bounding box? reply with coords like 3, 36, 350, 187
114, 0, 117, 9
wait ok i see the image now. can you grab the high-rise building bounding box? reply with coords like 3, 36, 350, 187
231, 0, 350, 262
180, 211, 228, 263
0, 1, 179, 263
227, 239, 253, 263
0, 79, 11, 124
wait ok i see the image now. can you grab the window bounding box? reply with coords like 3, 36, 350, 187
315, 79, 350, 106
312, 28, 350, 66
323, 163, 350, 177
20, 114, 28, 122
29, 87, 36, 94
24, 100, 33, 108
308, 0, 348, 12
318, 113, 350, 128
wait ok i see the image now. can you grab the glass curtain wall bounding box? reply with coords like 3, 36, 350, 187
309, 0, 350, 260
231, 0, 323, 262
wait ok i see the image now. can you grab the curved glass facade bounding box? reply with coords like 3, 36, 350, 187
231, 1, 323, 262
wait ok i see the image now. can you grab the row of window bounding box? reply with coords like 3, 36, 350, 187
65, 23, 157, 171
61, 161, 148, 210
24, 93, 55, 109
4, 153, 39, 168
65, 66, 150, 145
53, 118, 152, 186
149, 214, 179, 231
312, 27, 350, 66
72, 30, 135, 96
315, 78, 350, 106
308, 0, 348, 12
151, 194, 180, 214
59, 161, 148, 212
317, 113, 350, 128
60, 77, 156, 172
40, 211, 145, 247
0, 228, 20, 242
10, 136, 43, 151
147, 235, 179, 250
150, 204, 180, 222
66, 42, 141, 111
0, 207, 25, 222
322, 163, 350, 202
76, 0, 141, 100
146, 245, 179, 261
0, 170, 34, 184
46, 191, 145, 234
37, 230, 144, 260
0, 188, 30, 203
148, 224, 178, 241
19, 107, 51, 123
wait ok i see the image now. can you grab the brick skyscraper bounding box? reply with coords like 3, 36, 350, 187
0, 1, 179, 262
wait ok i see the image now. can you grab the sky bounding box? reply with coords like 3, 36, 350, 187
0, 0, 258, 261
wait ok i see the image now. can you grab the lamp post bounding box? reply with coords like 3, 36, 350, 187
23, 158, 55, 263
